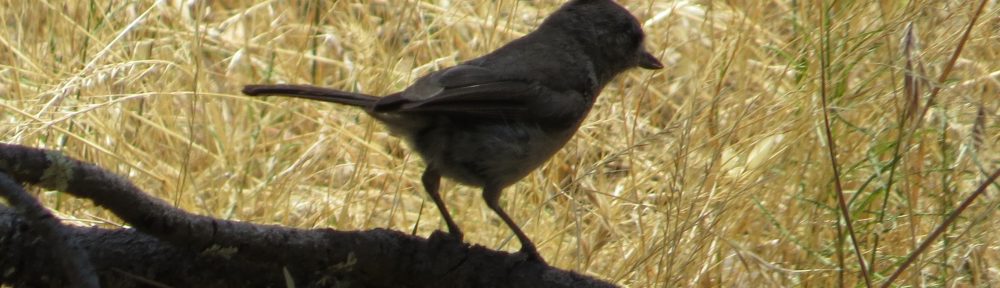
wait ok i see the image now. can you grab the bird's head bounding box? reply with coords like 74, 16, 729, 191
541, 0, 663, 74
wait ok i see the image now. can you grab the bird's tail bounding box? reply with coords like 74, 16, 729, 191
242, 84, 379, 107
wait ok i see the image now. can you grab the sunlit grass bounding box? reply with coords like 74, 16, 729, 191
1, 0, 997, 286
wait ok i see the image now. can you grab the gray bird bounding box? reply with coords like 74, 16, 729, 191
242, 0, 662, 262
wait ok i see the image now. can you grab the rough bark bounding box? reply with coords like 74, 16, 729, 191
0, 143, 617, 288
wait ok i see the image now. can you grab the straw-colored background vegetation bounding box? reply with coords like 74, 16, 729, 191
2, 0, 998, 286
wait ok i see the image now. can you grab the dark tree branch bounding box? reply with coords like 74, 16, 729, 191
0, 173, 99, 288
0, 206, 290, 287
0, 143, 616, 288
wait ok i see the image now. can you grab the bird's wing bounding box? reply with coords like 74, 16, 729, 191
372, 65, 566, 118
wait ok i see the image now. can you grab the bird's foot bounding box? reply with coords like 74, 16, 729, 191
518, 247, 547, 264
446, 228, 464, 242
428, 230, 464, 244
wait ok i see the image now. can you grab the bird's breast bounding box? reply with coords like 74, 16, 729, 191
408, 117, 578, 188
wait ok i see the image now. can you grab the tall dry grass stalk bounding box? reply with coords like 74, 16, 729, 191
1, 0, 998, 286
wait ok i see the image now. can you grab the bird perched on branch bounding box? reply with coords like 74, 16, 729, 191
242, 0, 661, 262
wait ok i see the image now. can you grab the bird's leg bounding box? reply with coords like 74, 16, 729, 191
483, 184, 544, 263
421, 167, 463, 241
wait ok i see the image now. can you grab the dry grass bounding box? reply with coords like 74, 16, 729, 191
2, 0, 999, 286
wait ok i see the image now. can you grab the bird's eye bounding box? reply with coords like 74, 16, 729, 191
624, 24, 643, 48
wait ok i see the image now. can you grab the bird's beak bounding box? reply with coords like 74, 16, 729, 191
638, 51, 663, 70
